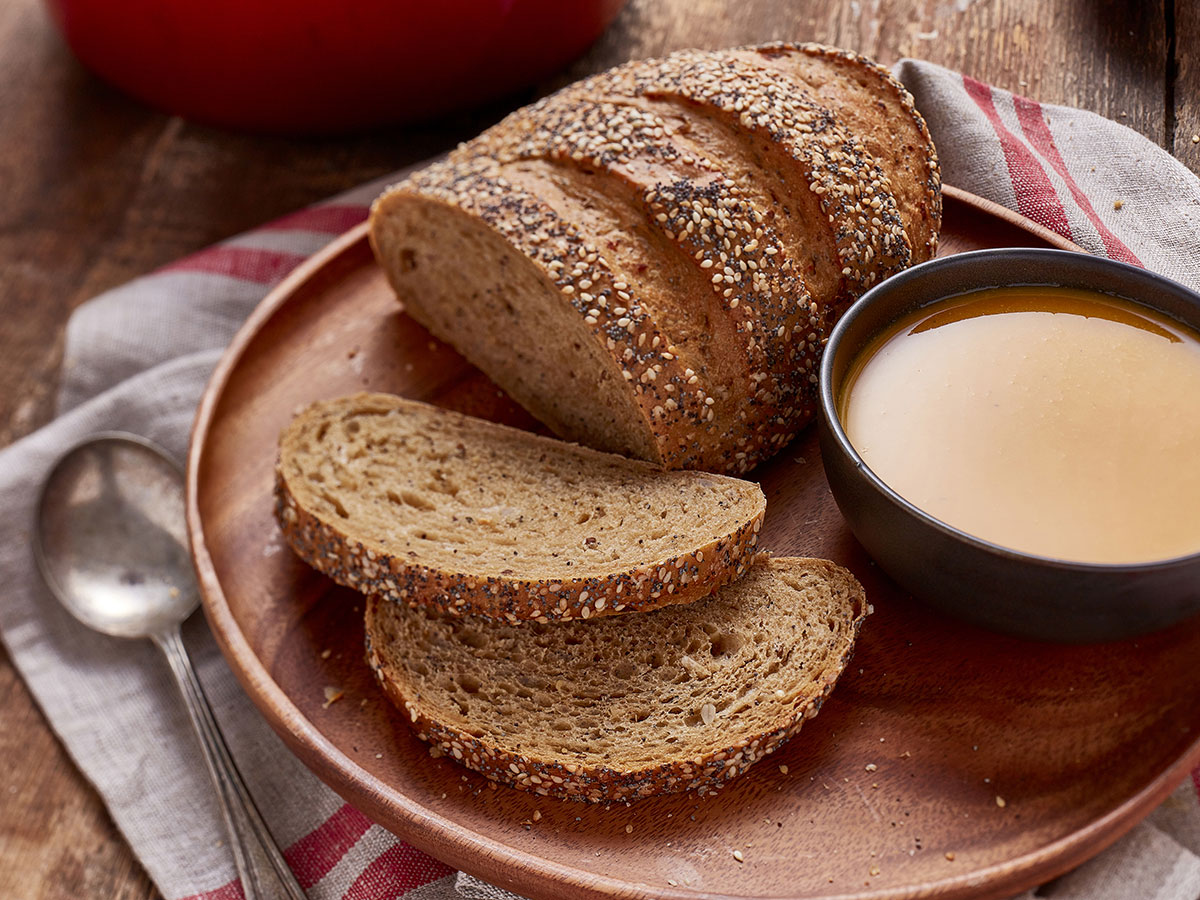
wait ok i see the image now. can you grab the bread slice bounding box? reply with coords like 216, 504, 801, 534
275, 393, 766, 622
365, 557, 869, 803
370, 158, 695, 468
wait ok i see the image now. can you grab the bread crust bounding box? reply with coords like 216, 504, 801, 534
730, 41, 942, 260
274, 394, 766, 623
571, 49, 914, 305
364, 557, 869, 803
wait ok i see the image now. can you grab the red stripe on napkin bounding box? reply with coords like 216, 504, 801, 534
178, 826, 452, 900
962, 76, 1074, 239
179, 803, 372, 900
182, 880, 245, 900
1011, 96, 1143, 266
286, 803, 374, 888
266, 204, 370, 235
163, 246, 309, 284
341, 843, 455, 900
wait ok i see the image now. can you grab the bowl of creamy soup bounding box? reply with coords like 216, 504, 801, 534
818, 248, 1200, 642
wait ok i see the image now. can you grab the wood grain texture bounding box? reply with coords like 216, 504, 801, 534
0, 645, 158, 900
555, 0, 1170, 146
0, 0, 1192, 896
1174, 0, 1200, 171
187, 195, 1200, 900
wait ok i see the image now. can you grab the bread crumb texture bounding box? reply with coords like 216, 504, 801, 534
276, 393, 765, 622
365, 557, 868, 802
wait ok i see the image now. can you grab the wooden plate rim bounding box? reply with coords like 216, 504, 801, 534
186, 188, 1197, 900
940, 184, 1082, 253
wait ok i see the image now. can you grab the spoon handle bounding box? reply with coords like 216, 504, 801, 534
155, 627, 308, 900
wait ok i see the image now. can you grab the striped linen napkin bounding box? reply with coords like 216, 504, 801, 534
1, 59, 1200, 900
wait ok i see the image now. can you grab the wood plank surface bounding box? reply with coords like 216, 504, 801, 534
0, 0, 1192, 896
1175, 0, 1200, 171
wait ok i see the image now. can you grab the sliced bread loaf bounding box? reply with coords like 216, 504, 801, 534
369, 43, 941, 475
365, 557, 869, 803
275, 393, 766, 622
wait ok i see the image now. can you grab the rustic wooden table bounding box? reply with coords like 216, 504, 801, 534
0, 0, 1195, 896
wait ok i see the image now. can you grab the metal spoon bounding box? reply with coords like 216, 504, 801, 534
34, 433, 307, 900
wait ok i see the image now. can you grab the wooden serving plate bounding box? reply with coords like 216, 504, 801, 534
187, 186, 1200, 900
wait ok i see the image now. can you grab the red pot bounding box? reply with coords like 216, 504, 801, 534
45, 0, 628, 134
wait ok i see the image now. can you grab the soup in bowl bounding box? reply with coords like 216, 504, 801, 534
819, 249, 1200, 642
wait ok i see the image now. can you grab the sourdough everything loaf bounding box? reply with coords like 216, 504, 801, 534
370, 42, 941, 475
275, 393, 766, 622
365, 557, 869, 803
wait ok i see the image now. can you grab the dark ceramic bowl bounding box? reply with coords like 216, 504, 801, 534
819, 248, 1200, 643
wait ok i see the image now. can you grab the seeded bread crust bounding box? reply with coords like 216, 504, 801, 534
365, 557, 869, 803
729, 41, 942, 260
275, 393, 765, 623
567, 49, 914, 305
370, 44, 941, 475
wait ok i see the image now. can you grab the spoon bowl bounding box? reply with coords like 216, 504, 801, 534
35, 433, 196, 638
